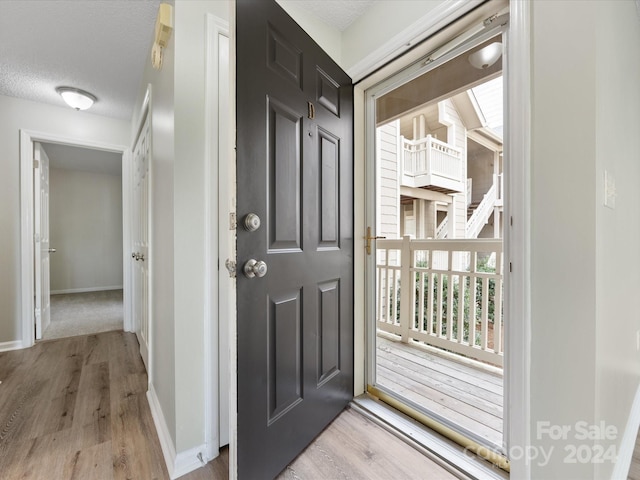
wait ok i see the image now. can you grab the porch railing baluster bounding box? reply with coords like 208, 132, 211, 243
376, 238, 504, 367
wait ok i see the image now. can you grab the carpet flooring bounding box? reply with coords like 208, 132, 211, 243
43, 289, 123, 340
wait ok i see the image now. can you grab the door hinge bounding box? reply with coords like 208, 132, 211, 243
225, 259, 236, 278
33, 159, 39, 169
229, 212, 237, 230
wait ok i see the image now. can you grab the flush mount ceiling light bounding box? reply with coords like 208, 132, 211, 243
468, 42, 503, 70
56, 86, 97, 111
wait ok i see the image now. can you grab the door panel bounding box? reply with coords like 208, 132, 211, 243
236, 0, 354, 477
34, 143, 51, 339
132, 114, 150, 368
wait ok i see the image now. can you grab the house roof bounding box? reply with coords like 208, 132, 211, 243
470, 76, 503, 139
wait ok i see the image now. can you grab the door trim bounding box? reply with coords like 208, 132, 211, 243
503, 1, 531, 478
203, 13, 230, 461
131, 87, 153, 380
353, 0, 531, 477
19, 129, 131, 347
228, 4, 238, 478
347, 0, 484, 82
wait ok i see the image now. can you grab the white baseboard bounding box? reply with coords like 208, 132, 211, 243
51, 286, 123, 295
173, 444, 207, 479
147, 385, 177, 477
612, 383, 640, 479
147, 385, 206, 479
0, 340, 26, 352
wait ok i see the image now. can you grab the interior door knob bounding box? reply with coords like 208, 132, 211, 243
243, 259, 267, 278
48, 248, 56, 253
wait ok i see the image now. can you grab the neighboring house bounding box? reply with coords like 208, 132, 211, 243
377, 77, 504, 243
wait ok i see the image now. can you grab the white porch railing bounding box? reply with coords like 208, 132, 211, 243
376, 237, 504, 367
401, 135, 464, 192
466, 175, 497, 239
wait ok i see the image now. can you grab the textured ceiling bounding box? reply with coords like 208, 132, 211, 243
0, 0, 370, 121
293, 0, 374, 31
42, 143, 122, 176
0, 0, 160, 120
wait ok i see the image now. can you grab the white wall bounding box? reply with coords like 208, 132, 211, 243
0, 95, 129, 344
49, 167, 123, 293
528, 1, 640, 478
131, 0, 230, 466
173, 0, 229, 455
131, 0, 177, 448
593, 1, 640, 478
340, 0, 463, 75
276, 0, 342, 64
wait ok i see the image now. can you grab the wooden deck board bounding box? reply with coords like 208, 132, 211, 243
376, 336, 504, 448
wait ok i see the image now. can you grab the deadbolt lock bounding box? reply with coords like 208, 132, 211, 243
243, 213, 261, 232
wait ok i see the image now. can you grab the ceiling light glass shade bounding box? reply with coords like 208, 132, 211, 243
468, 42, 503, 70
56, 87, 97, 110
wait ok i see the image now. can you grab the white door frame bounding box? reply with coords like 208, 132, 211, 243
19, 129, 131, 347
352, 0, 531, 478
203, 13, 231, 461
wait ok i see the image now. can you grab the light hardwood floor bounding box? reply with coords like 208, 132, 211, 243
0, 330, 167, 479
0, 331, 462, 479
4, 331, 640, 478
187, 409, 460, 480
629, 429, 640, 480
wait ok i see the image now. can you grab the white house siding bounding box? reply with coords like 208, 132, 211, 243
377, 120, 400, 239
423, 107, 446, 141
467, 141, 495, 204
437, 99, 467, 239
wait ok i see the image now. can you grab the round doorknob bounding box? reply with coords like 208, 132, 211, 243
243, 213, 261, 232
243, 259, 268, 278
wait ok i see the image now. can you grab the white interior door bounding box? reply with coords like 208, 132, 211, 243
34, 142, 51, 340
132, 115, 150, 368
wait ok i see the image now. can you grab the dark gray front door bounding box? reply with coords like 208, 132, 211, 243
236, 0, 354, 478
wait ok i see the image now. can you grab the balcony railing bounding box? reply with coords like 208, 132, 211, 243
401, 135, 464, 193
376, 237, 504, 367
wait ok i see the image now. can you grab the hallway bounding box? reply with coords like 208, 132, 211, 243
44, 290, 123, 340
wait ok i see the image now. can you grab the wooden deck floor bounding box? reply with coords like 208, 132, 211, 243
376, 335, 504, 449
